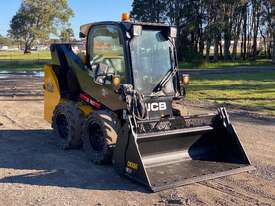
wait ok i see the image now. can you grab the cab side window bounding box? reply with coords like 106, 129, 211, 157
88, 25, 127, 83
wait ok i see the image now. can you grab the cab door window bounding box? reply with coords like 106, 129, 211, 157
88, 25, 127, 83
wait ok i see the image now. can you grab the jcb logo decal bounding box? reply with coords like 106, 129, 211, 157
146, 102, 167, 112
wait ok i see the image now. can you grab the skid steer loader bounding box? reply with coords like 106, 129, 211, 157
44, 13, 253, 192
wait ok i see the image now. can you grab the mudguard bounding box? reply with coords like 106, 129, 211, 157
44, 64, 61, 123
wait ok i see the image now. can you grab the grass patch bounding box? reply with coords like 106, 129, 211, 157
0, 51, 51, 60
0, 63, 46, 71
179, 59, 273, 69
0, 51, 51, 71
187, 71, 275, 115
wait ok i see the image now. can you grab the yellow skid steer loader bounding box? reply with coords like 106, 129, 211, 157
44, 13, 253, 192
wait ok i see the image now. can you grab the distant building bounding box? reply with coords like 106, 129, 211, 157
0, 45, 19, 51
37, 45, 49, 51
0, 45, 9, 51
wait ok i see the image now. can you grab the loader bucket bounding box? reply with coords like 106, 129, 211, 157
113, 108, 254, 192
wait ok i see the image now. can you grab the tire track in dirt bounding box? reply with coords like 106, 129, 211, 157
175, 183, 245, 205
199, 181, 260, 205
0, 112, 26, 129
223, 175, 275, 200
199, 175, 274, 206
0, 75, 43, 100
252, 160, 275, 182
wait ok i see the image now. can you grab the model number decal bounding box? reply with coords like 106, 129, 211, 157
127, 161, 138, 170
146, 102, 167, 112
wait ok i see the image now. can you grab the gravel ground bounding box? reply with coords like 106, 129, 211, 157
0, 74, 274, 206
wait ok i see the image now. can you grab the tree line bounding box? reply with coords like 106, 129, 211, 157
3, 0, 274, 62
131, 0, 275, 63
7, 0, 74, 53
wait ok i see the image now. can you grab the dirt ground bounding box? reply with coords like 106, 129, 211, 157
0, 74, 275, 206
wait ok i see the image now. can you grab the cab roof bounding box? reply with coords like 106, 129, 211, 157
80, 21, 172, 38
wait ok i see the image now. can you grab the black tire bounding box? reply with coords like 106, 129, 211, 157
81, 110, 119, 164
52, 101, 84, 149
66, 69, 80, 99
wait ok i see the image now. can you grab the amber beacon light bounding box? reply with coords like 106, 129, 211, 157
121, 12, 130, 21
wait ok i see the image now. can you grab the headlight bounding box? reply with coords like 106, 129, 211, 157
181, 74, 190, 86
112, 75, 121, 88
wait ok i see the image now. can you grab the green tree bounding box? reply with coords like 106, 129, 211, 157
131, 0, 166, 23
272, 1, 275, 64
204, 0, 220, 61
131, 0, 273, 62
60, 28, 75, 42
8, 0, 73, 53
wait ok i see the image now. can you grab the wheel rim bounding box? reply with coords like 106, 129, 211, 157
56, 113, 69, 139
88, 122, 105, 152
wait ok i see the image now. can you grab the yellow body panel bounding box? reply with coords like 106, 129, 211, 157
44, 64, 61, 123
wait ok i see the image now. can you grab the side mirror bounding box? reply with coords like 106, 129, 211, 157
94, 63, 110, 84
